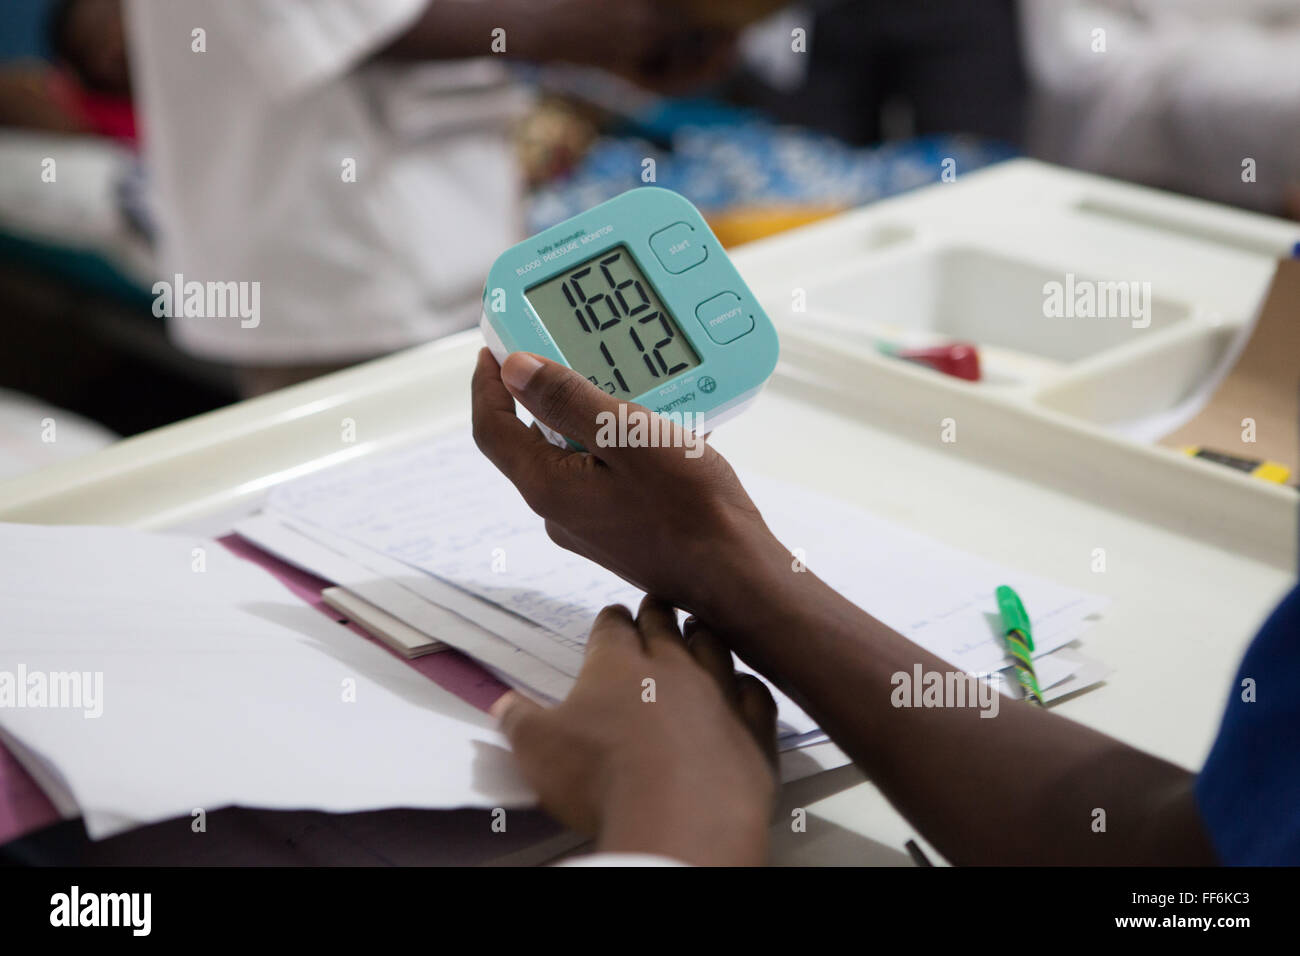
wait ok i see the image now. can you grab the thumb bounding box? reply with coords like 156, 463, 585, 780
489, 690, 547, 750
500, 352, 620, 452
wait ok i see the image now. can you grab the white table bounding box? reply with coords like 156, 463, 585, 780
3, 161, 1295, 865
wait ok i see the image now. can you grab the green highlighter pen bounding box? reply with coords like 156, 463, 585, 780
995, 585, 1045, 706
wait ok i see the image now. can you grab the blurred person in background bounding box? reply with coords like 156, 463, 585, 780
114, 0, 734, 395
45, 0, 136, 141
1021, 0, 1300, 217
0, 0, 132, 137
732, 0, 1027, 146
50, 0, 131, 98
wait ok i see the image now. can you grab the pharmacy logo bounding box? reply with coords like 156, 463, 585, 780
697, 375, 717, 394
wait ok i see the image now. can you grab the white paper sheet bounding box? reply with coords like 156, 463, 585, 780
268, 431, 1109, 678
0, 524, 534, 839
270, 436, 634, 643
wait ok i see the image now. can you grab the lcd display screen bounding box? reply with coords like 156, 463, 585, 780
525, 245, 700, 396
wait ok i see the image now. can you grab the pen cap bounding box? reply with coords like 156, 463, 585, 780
995, 585, 1034, 651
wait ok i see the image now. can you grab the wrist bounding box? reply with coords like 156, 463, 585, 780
689, 514, 799, 633
597, 770, 771, 866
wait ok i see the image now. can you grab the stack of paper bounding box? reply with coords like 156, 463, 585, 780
0, 523, 533, 839
245, 431, 1111, 748
321, 587, 448, 658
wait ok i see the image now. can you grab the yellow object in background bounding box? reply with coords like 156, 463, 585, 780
704, 204, 848, 248
1183, 447, 1292, 485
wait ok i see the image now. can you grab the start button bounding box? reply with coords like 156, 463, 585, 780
649, 221, 708, 274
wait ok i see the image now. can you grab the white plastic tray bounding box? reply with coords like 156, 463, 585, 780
740, 159, 1299, 440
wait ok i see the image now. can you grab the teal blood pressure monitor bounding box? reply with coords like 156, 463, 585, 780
481, 188, 778, 445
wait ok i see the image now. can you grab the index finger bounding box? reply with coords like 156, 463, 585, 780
581, 603, 642, 667
636, 595, 688, 656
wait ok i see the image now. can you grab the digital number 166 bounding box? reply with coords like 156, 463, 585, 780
561, 250, 689, 395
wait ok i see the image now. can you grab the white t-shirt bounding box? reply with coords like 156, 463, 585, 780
125, 0, 531, 363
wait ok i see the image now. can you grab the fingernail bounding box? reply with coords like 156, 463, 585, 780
501, 352, 544, 392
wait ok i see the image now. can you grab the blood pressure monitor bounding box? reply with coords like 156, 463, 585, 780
480, 188, 778, 445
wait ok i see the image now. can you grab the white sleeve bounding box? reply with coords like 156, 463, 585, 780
1020, 0, 1300, 209
207, 0, 431, 98
556, 853, 689, 867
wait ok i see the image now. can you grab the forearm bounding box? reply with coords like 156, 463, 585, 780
695, 526, 1216, 865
